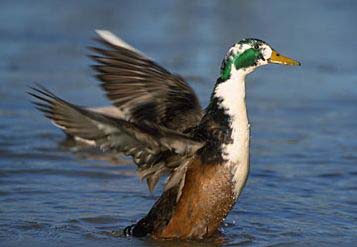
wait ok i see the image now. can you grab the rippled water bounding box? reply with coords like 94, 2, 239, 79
1, 0, 356, 246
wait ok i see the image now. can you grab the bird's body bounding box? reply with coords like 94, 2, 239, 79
146, 157, 236, 239
30, 30, 300, 240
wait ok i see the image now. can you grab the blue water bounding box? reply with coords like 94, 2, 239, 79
0, 0, 356, 246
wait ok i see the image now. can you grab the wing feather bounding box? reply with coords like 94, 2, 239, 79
29, 85, 204, 191
92, 30, 203, 131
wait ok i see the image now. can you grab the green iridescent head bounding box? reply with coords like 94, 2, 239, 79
220, 38, 300, 81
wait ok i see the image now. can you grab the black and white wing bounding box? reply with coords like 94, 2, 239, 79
29, 85, 204, 191
91, 30, 203, 132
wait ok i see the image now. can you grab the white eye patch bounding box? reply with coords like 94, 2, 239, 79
260, 44, 273, 60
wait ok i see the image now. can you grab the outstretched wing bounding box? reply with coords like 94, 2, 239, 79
29, 85, 204, 191
91, 30, 203, 132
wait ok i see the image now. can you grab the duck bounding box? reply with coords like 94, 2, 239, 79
29, 30, 300, 240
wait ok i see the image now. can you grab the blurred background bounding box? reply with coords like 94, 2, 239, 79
0, 0, 356, 246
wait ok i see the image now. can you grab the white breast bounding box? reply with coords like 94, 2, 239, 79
214, 70, 251, 199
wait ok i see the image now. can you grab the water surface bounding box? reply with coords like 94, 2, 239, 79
0, 0, 356, 246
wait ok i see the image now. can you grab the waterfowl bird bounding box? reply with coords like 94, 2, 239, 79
29, 30, 300, 240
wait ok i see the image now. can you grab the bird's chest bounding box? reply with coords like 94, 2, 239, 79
155, 159, 236, 239
221, 113, 251, 199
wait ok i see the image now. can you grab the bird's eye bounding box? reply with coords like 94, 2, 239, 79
254, 44, 259, 50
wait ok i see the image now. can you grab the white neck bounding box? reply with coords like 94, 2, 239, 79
214, 69, 251, 198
